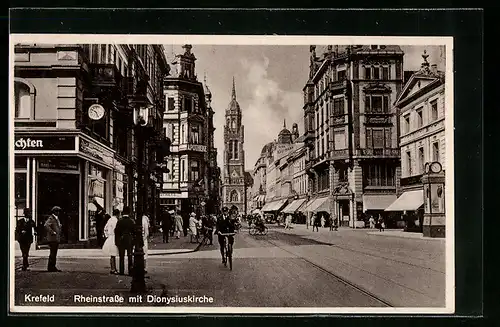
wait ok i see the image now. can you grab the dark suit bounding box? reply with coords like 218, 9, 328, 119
115, 215, 135, 275
161, 213, 172, 243
16, 218, 36, 270
44, 214, 62, 271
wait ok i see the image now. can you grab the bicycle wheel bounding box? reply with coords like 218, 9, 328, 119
261, 226, 268, 235
227, 244, 233, 270
249, 227, 257, 235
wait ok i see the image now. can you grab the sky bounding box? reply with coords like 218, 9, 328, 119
164, 44, 446, 174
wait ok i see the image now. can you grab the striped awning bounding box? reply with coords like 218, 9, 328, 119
282, 198, 308, 214
363, 194, 397, 212
385, 190, 424, 211
306, 197, 330, 213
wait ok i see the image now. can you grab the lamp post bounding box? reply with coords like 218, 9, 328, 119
130, 104, 150, 294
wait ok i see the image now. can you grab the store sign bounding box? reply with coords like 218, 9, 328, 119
79, 138, 114, 166
160, 192, 188, 199
187, 144, 207, 152
39, 159, 79, 171
14, 135, 76, 151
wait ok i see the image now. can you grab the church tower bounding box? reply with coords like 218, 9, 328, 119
222, 77, 246, 213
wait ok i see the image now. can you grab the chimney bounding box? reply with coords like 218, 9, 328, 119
431, 64, 438, 74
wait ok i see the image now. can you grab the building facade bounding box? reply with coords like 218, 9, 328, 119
161, 45, 216, 217
303, 45, 403, 228
387, 51, 446, 233
13, 43, 169, 245
222, 79, 246, 213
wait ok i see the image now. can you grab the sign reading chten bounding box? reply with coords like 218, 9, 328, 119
14, 135, 76, 151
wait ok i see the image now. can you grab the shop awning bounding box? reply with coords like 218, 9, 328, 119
261, 202, 273, 212
259, 195, 266, 201
282, 198, 307, 213
302, 199, 316, 212
363, 194, 397, 212
271, 199, 288, 211
252, 208, 262, 215
385, 190, 424, 211
307, 196, 330, 213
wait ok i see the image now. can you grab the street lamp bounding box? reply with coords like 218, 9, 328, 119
130, 104, 152, 293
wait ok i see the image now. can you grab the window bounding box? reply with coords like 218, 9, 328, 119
181, 160, 186, 181
338, 167, 348, 182
337, 70, 346, 81
365, 67, 371, 80
168, 97, 175, 110
14, 82, 32, 119
365, 95, 390, 113
230, 190, 239, 202
366, 164, 395, 187
403, 114, 410, 134
373, 129, 384, 148
334, 129, 346, 149
100, 44, 106, 63
407, 151, 412, 176
232, 140, 239, 160
333, 98, 344, 115
190, 160, 199, 182
417, 108, 423, 128
418, 147, 425, 173
181, 124, 186, 144
433, 141, 440, 162
382, 66, 389, 80
371, 45, 378, 50
183, 97, 192, 112
191, 125, 200, 144
372, 96, 382, 113
385, 128, 392, 148
231, 119, 236, 130
431, 99, 438, 121
373, 67, 380, 80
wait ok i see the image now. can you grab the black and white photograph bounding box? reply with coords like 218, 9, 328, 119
9, 34, 454, 314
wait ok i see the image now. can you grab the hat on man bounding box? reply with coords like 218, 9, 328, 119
168, 210, 175, 214
51, 206, 62, 213
190, 212, 196, 217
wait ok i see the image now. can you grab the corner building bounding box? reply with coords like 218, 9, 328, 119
222, 79, 246, 213
13, 44, 168, 246
161, 45, 214, 216
303, 45, 403, 227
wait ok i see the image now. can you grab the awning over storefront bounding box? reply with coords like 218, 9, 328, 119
260, 202, 273, 212
252, 208, 262, 215
259, 195, 266, 202
306, 196, 330, 213
385, 190, 424, 211
282, 198, 307, 214
262, 199, 288, 212
302, 199, 316, 212
362, 194, 397, 212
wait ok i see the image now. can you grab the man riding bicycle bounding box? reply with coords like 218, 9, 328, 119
255, 215, 266, 233
215, 206, 237, 265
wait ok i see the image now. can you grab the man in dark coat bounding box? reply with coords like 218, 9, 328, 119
44, 206, 62, 272
93, 200, 106, 247
114, 206, 135, 275
16, 208, 36, 271
161, 210, 173, 243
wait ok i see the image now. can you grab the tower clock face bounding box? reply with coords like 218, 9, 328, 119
88, 104, 105, 120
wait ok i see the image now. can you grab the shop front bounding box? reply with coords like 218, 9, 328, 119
13, 132, 115, 247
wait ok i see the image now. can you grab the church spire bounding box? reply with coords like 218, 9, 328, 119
283, 119, 286, 129
232, 76, 236, 100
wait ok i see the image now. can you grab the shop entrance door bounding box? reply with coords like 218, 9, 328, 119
338, 200, 350, 227
37, 173, 79, 244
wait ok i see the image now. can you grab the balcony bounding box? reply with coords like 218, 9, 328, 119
330, 115, 347, 126
355, 148, 400, 158
90, 64, 122, 88
178, 144, 207, 153
365, 113, 393, 125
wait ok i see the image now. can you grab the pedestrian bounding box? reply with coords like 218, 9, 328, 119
329, 215, 334, 231
142, 214, 150, 273
320, 214, 325, 228
173, 208, 183, 239
44, 206, 62, 272
334, 216, 339, 231
102, 209, 119, 274
378, 216, 385, 232
369, 216, 376, 229
312, 213, 320, 232
161, 210, 173, 243
93, 200, 106, 247
188, 212, 199, 243
114, 206, 135, 276
15, 208, 36, 271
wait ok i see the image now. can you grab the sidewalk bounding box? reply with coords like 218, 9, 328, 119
14, 233, 200, 258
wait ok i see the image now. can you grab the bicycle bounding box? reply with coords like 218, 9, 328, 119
199, 227, 213, 246
249, 224, 268, 236
218, 232, 236, 270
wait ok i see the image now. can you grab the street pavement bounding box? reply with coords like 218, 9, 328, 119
13, 224, 446, 308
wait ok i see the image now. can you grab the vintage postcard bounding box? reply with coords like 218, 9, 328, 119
9, 34, 454, 314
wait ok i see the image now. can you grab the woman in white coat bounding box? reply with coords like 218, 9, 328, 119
188, 212, 199, 243
102, 209, 120, 274
142, 214, 150, 273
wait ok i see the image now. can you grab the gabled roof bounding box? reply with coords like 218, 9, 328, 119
394, 70, 444, 108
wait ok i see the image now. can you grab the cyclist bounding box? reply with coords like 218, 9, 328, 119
201, 214, 214, 245
255, 214, 266, 233
215, 206, 237, 265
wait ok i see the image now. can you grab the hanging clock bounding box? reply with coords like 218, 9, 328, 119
430, 162, 442, 173
88, 104, 105, 121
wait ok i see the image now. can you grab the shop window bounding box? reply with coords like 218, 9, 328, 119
14, 81, 33, 119
15, 172, 27, 212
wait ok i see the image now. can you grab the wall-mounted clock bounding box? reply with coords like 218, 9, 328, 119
430, 162, 442, 173
88, 104, 105, 121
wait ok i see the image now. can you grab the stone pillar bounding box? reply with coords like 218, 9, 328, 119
395, 165, 402, 197
349, 196, 355, 228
